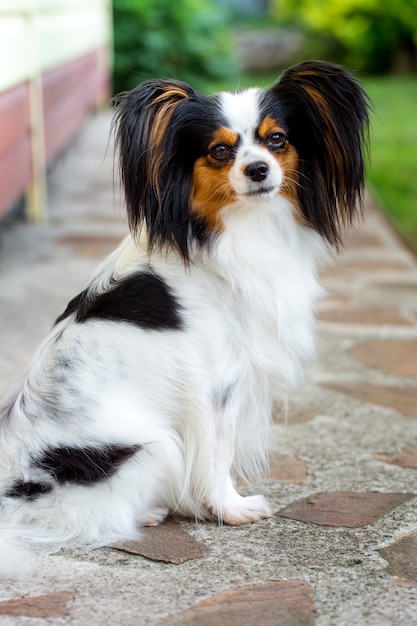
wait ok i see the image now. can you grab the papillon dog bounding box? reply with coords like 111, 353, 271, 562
0, 60, 370, 574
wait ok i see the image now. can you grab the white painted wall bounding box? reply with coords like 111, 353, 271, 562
0, 0, 112, 92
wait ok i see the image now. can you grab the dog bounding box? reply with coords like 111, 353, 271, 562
0, 60, 370, 574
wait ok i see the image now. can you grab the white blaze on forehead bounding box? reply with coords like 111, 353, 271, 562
218, 88, 283, 198
219, 88, 261, 141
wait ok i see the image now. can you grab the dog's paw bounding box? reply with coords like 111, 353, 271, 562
216, 494, 272, 526
143, 507, 170, 527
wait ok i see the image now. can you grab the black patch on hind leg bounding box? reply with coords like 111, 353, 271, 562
55, 271, 183, 331
35, 444, 142, 486
5, 481, 53, 500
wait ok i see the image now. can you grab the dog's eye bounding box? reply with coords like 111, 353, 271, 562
267, 132, 287, 149
210, 144, 232, 161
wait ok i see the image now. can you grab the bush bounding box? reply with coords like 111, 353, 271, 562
112, 0, 237, 95
272, 0, 417, 73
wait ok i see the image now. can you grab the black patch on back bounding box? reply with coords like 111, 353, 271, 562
34, 444, 141, 486
5, 480, 53, 500
55, 272, 183, 331
55, 289, 90, 325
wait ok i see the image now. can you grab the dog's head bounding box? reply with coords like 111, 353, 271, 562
114, 61, 370, 262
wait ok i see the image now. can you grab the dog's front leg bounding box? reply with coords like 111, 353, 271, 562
208, 434, 271, 525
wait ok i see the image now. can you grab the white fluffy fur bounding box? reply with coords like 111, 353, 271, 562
0, 198, 326, 576
0, 88, 329, 577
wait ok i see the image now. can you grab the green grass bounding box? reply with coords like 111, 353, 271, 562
208, 72, 417, 250
364, 76, 417, 249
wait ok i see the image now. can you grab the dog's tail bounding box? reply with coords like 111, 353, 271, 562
0, 495, 145, 577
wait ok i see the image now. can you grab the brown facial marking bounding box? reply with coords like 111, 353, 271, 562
208, 127, 239, 153
191, 127, 239, 231
275, 143, 298, 200
192, 160, 235, 232
274, 143, 305, 223
257, 116, 302, 216
258, 116, 286, 141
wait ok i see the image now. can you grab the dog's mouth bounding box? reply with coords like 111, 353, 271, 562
245, 185, 276, 198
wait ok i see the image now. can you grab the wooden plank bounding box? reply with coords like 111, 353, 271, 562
42, 52, 99, 116
0, 83, 30, 157
0, 137, 32, 218
42, 51, 105, 164
0, 48, 110, 218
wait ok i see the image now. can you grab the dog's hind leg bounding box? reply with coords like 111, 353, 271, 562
143, 507, 170, 527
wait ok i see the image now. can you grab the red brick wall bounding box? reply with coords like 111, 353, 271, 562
0, 83, 32, 219
0, 48, 110, 219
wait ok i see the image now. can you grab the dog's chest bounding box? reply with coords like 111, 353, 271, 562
204, 236, 322, 386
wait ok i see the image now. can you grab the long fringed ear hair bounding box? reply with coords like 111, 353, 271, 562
113, 79, 202, 262
270, 61, 371, 248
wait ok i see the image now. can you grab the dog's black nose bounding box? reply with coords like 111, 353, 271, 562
244, 161, 269, 182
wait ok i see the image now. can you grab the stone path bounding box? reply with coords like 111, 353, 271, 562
0, 111, 417, 625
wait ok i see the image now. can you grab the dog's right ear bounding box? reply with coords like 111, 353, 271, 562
113, 79, 195, 244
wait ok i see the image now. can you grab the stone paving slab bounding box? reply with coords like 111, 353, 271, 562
1, 111, 417, 625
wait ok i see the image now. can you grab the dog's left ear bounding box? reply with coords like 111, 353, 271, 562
272, 60, 371, 248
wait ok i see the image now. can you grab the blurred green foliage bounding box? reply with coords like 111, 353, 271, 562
272, 0, 417, 73
112, 0, 237, 94
366, 75, 417, 248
